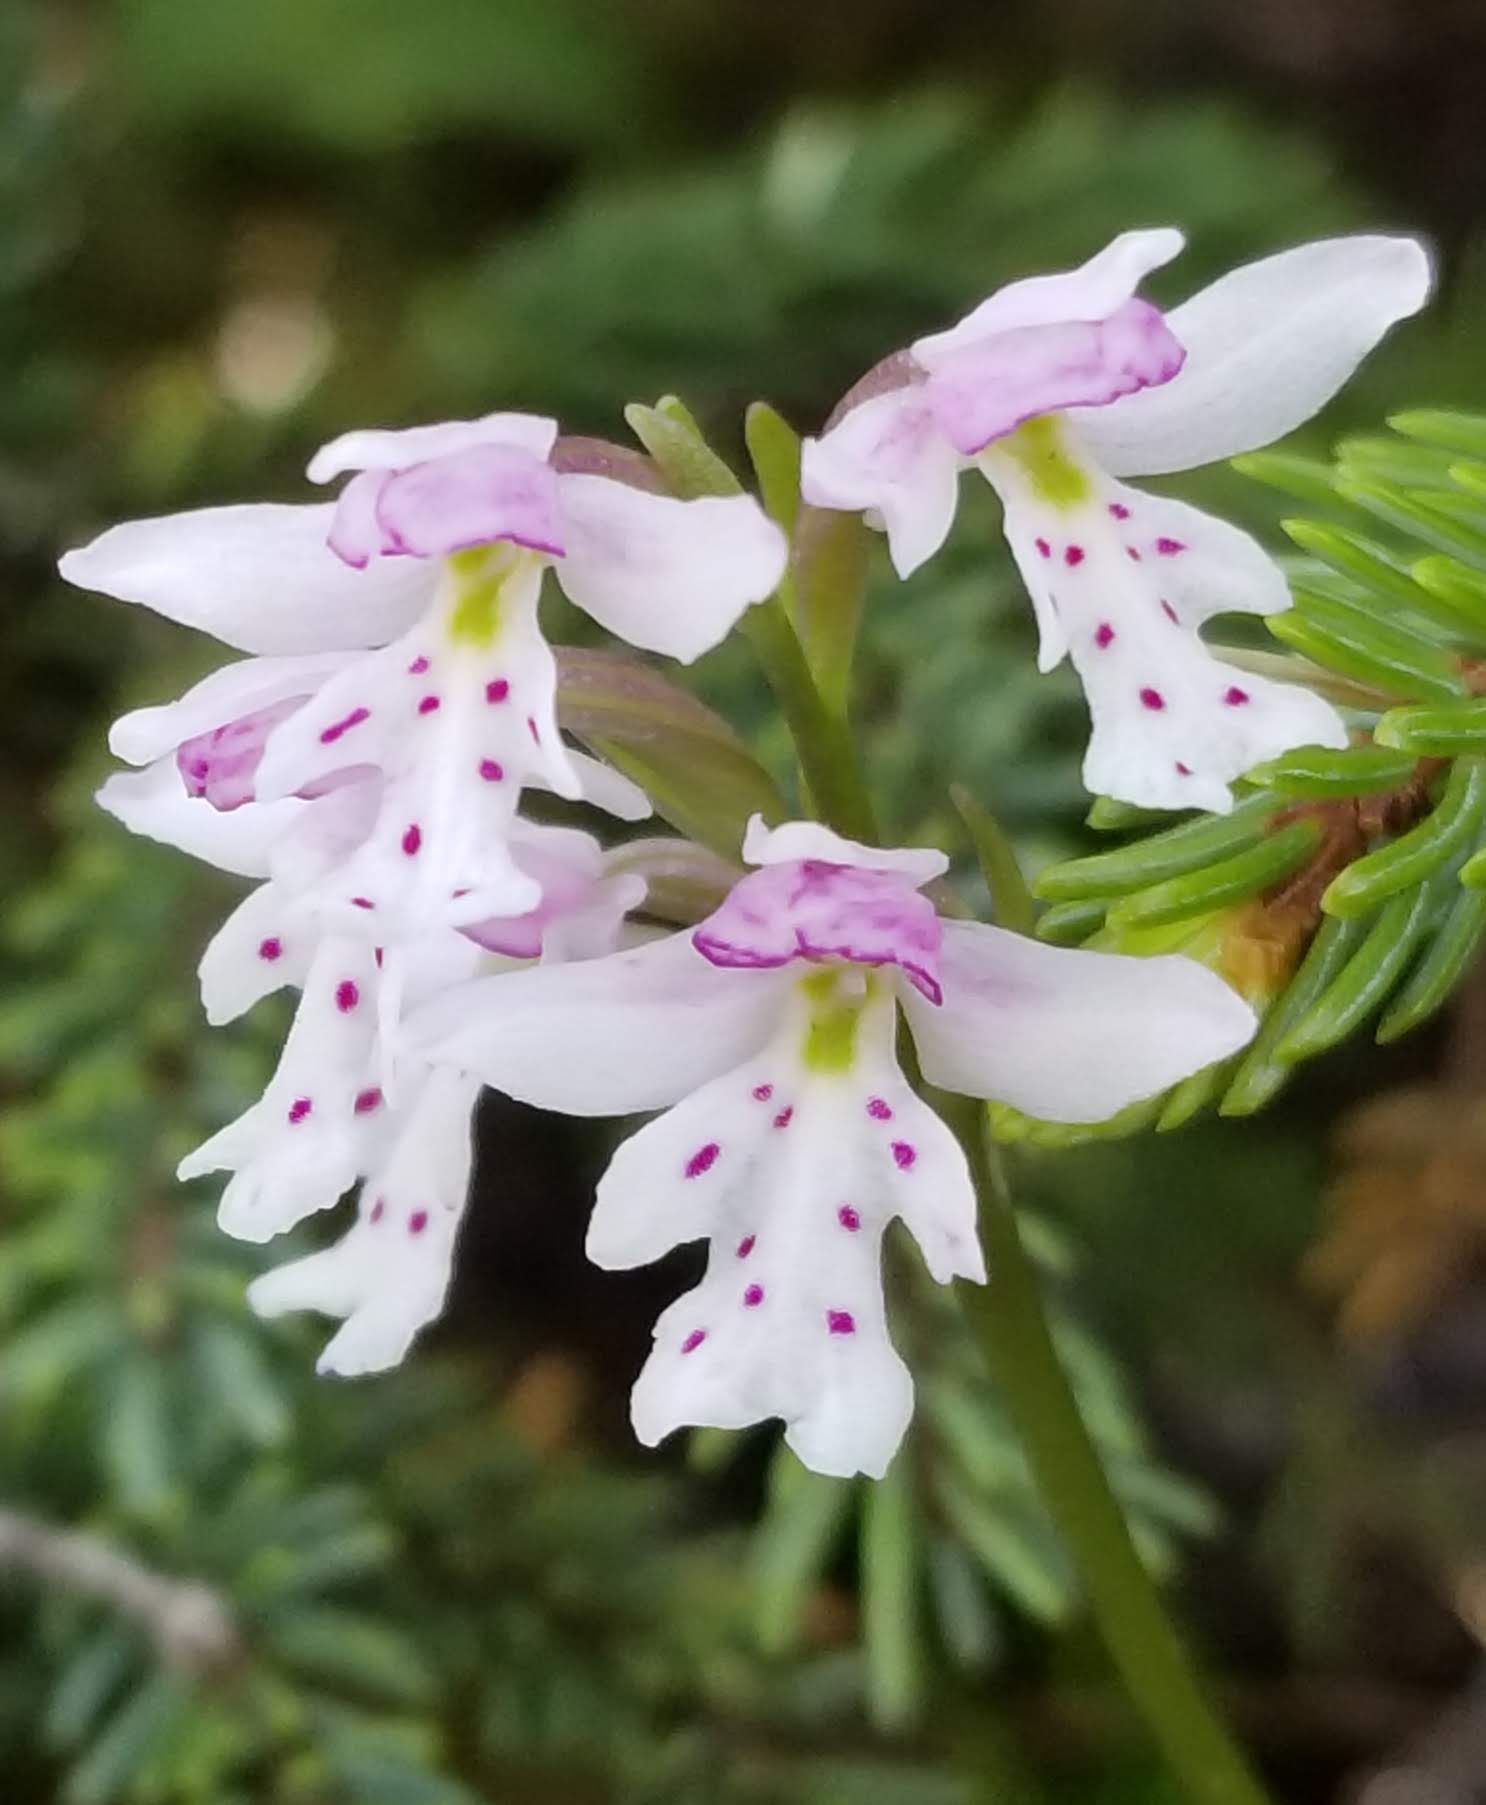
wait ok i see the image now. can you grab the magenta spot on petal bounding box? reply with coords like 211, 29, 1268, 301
772, 1106, 793, 1130
1109, 502, 1131, 520
838, 1204, 862, 1232
826, 1309, 856, 1336
485, 678, 509, 704
287, 1097, 312, 1125
1161, 599, 1179, 623
351, 896, 375, 911
1155, 537, 1186, 557
1224, 685, 1251, 706
1064, 544, 1085, 568
680, 1328, 707, 1355
319, 705, 370, 745
402, 823, 423, 856
478, 758, 504, 783
1175, 762, 1193, 777
369, 1198, 385, 1225
374, 946, 384, 967
258, 936, 283, 962
1139, 687, 1166, 712
736, 1234, 756, 1259
1127, 546, 1142, 562
335, 980, 359, 1013
685, 1142, 720, 1179
866, 1096, 893, 1121
409, 1210, 428, 1236
1034, 537, 1052, 559
743, 1283, 764, 1308
354, 1087, 383, 1114
527, 715, 540, 744
751, 1083, 773, 1102
1095, 621, 1115, 649
891, 1140, 916, 1170
418, 694, 441, 715
408, 655, 429, 675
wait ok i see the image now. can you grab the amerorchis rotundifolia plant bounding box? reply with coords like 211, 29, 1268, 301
61, 228, 1437, 1805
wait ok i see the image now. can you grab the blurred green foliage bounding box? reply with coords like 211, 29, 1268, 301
6, 1, 1486, 1801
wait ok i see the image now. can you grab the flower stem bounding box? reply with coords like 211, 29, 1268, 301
740, 597, 879, 845
949, 1102, 1273, 1805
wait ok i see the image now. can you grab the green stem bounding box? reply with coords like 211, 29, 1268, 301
950, 1102, 1273, 1805
741, 597, 878, 845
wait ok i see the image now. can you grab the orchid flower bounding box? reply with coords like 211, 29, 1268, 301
800, 232, 1431, 814
182, 820, 645, 1244
208, 821, 645, 1374
408, 816, 1256, 1477
62, 412, 787, 931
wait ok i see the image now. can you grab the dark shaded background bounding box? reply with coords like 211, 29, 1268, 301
5, 2, 1486, 1801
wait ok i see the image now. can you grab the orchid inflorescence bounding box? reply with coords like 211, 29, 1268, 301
63, 229, 1435, 1479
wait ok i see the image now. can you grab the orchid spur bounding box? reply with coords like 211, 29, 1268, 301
410, 816, 1257, 1477
800, 231, 1431, 814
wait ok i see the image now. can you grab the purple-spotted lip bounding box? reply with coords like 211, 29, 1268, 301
691, 858, 944, 1004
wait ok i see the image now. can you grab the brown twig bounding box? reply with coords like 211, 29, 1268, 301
0, 1506, 241, 1677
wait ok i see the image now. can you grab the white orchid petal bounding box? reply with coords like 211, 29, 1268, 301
461, 820, 641, 962
97, 761, 309, 878
537, 873, 649, 963
308, 413, 559, 483
903, 920, 1256, 1122
60, 506, 433, 655
407, 931, 785, 1116
554, 750, 652, 822
799, 387, 963, 578
553, 476, 787, 663
1071, 235, 1432, 476
912, 229, 1186, 364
